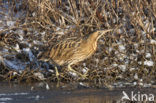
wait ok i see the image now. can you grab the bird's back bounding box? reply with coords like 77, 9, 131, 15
49, 37, 82, 65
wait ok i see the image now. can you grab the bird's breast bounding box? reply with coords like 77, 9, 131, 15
80, 41, 97, 58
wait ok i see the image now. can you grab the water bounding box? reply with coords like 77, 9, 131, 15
0, 82, 155, 103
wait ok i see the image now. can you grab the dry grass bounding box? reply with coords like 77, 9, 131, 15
0, 0, 156, 87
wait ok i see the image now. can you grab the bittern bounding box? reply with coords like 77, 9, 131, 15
40, 29, 112, 78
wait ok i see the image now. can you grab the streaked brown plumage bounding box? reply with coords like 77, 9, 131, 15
40, 29, 112, 78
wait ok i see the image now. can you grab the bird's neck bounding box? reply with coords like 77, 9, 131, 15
86, 36, 98, 51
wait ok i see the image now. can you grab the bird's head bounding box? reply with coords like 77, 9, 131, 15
88, 29, 113, 42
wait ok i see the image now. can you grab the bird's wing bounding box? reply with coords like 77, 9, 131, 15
49, 38, 83, 63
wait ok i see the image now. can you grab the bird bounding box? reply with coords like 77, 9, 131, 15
39, 29, 113, 79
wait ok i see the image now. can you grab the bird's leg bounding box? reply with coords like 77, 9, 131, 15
49, 59, 60, 81
67, 65, 87, 79
55, 66, 60, 81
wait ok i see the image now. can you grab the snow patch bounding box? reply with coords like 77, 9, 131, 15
6, 21, 15, 27
14, 44, 21, 52
134, 73, 138, 80
144, 60, 154, 66
145, 53, 151, 58
118, 65, 126, 72
118, 45, 125, 52
46, 83, 50, 90
34, 72, 45, 80
150, 39, 156, 44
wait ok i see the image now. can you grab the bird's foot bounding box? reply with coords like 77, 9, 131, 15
81, 69, 89, 79
67, 67, 88, 79
79, 73, 88, 79
55, 67, 60, 81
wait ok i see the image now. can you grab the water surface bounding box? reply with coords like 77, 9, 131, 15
0, 82, 155, 103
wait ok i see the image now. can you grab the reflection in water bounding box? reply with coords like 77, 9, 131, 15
62, 95, 119, 103
57, 89, 120, 103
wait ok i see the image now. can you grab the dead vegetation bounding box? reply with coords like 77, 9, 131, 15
0, 0, 156, 87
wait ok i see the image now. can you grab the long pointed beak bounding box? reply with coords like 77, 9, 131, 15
98, 29, 113, 39
100, 29, 113, 35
